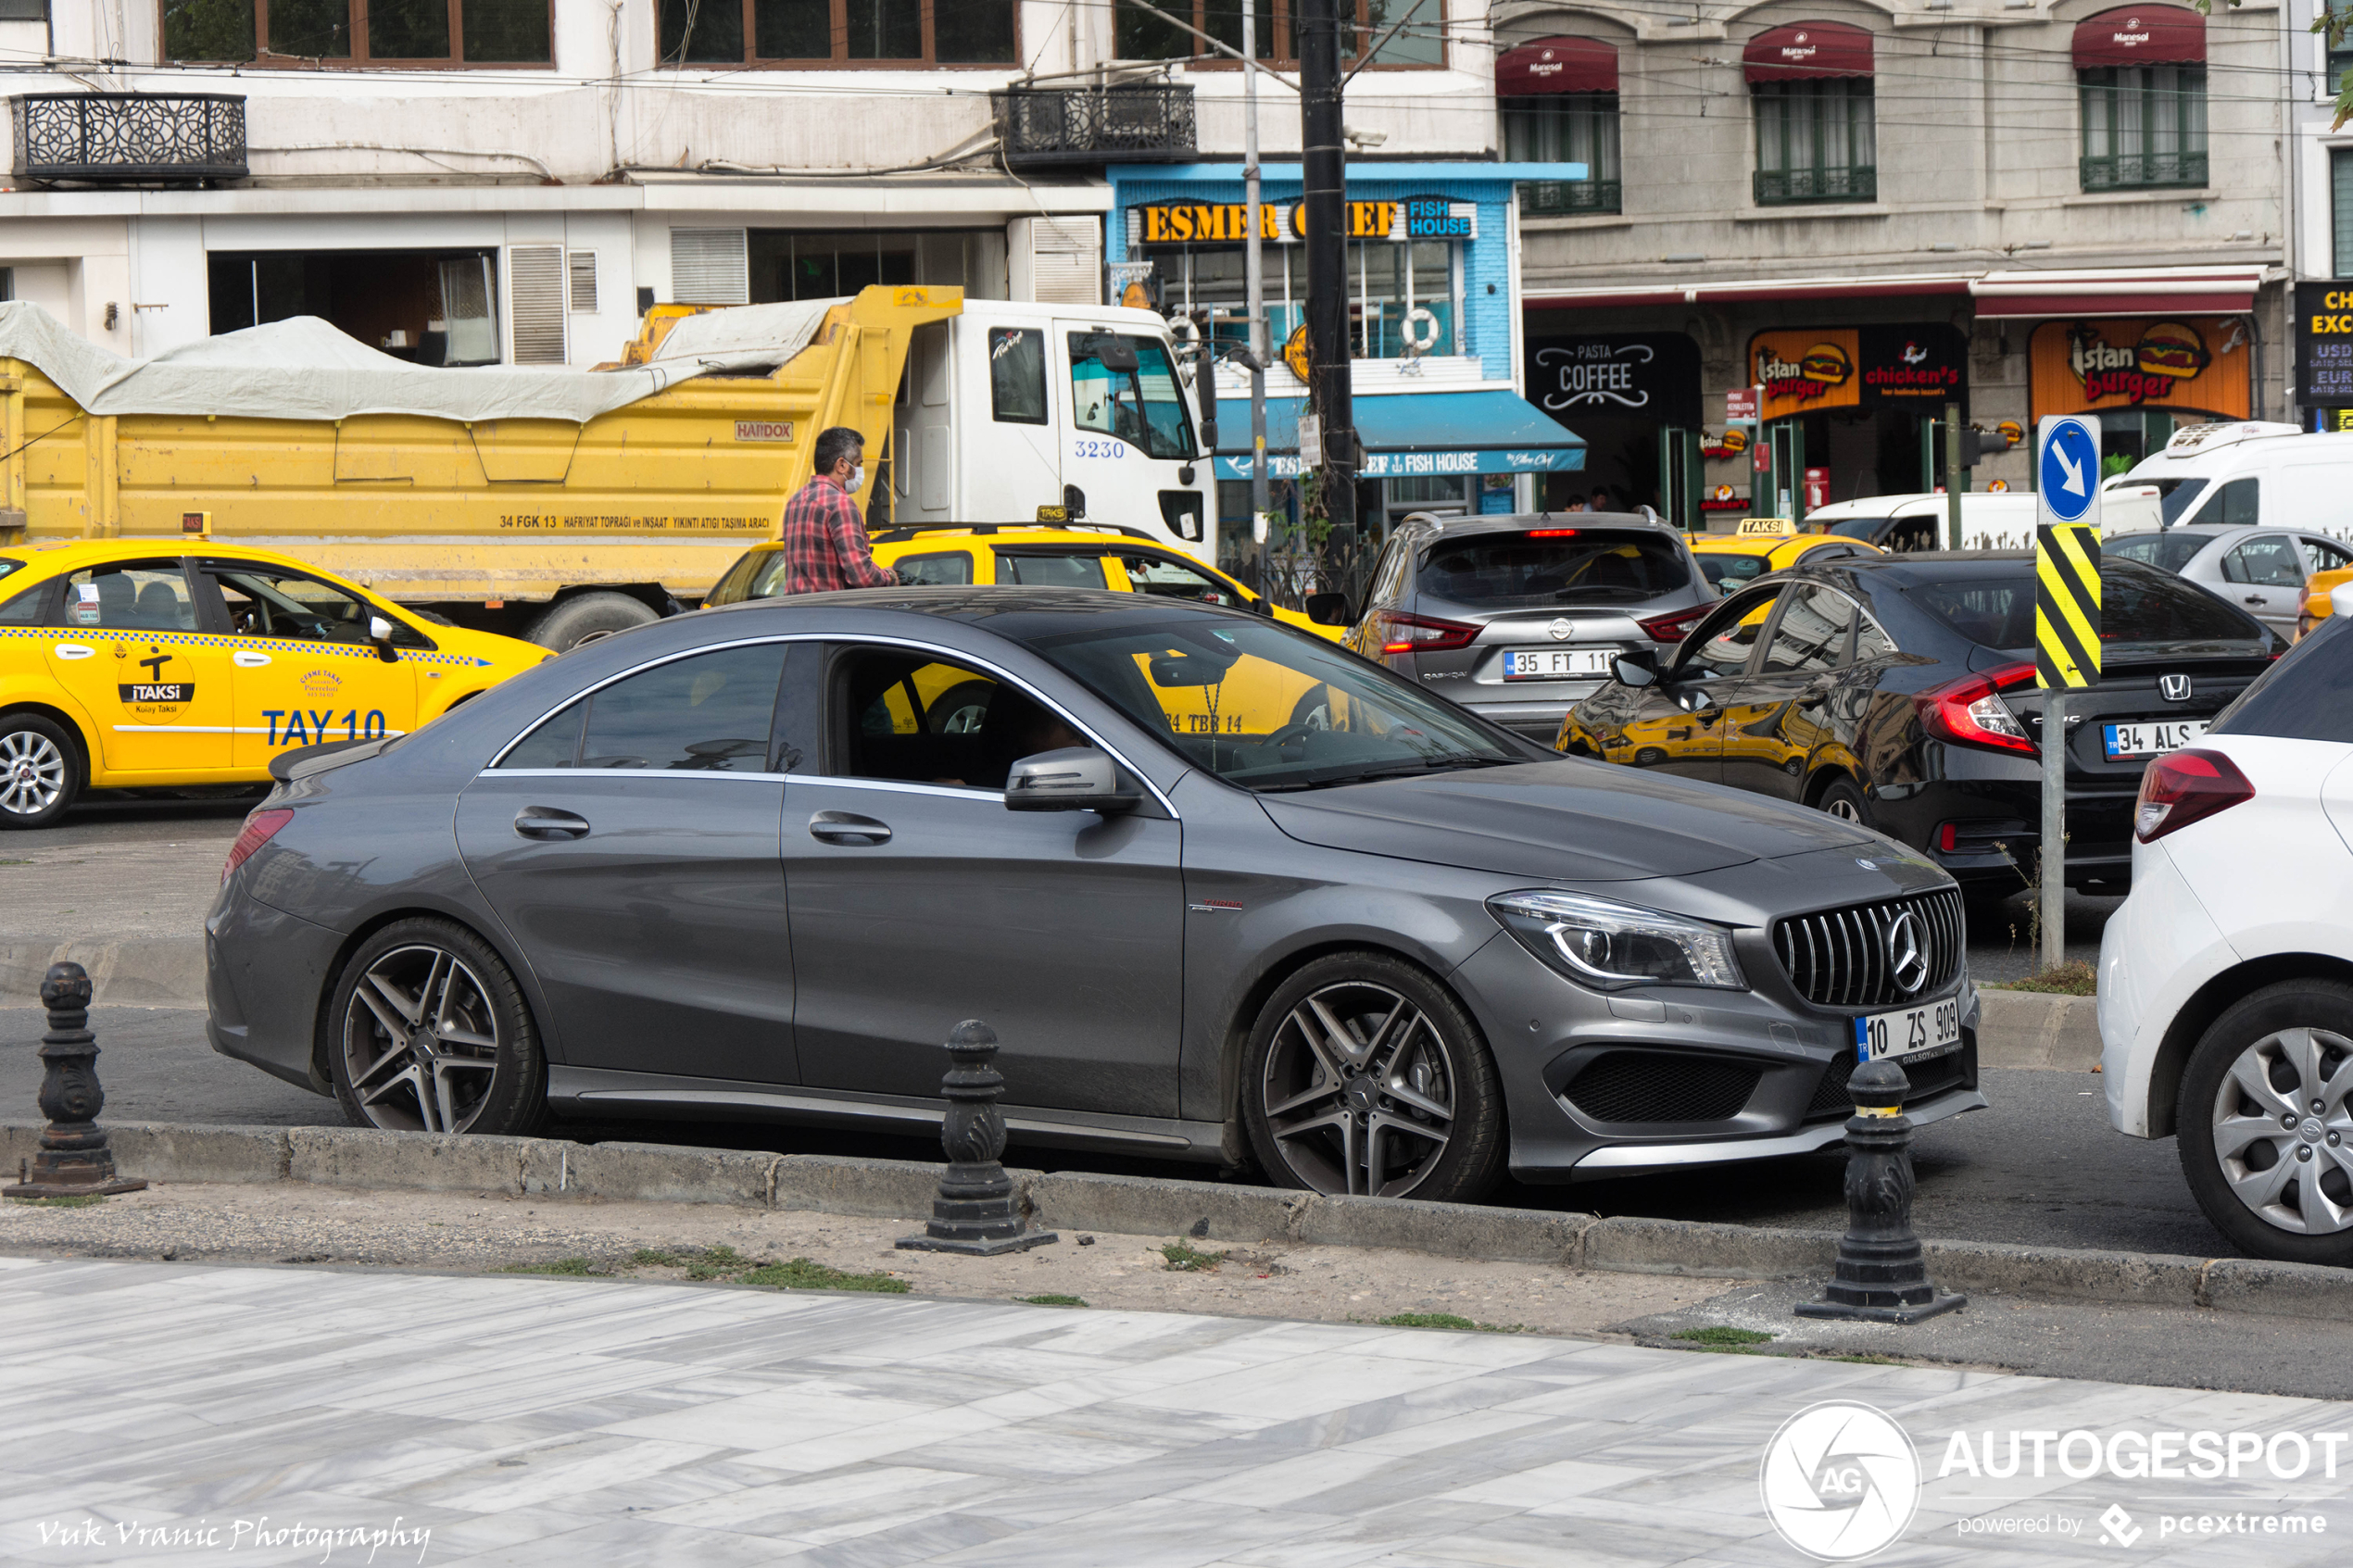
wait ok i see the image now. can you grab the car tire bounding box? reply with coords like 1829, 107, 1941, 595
2176, 979, 2353, 1265
1241, 951, 1505, 1203
327, 918, 548, 1138
0, 712, 83, 829
525, 591, 660, 652
1815, 775, 1872, 827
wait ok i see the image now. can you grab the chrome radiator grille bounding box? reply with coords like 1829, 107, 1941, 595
1772, 888, 1965, 1010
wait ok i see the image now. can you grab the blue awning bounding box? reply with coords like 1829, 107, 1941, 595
1212, 389, 1584, 481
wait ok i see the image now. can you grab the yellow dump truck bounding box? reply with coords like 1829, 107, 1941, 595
0, 285, 1216, 648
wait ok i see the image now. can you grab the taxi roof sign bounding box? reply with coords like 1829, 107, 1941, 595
1735, 517, 1796, 536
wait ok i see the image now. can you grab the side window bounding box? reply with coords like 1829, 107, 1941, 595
891, 552, 974, 587
987, 327, 1048, 426
0, 580, 50, 624
573, 644, 786, 771
1853, 611, 1898, 663
500, 701, 585, 769
2306, 537, 2353, 572
1679, 586, 1782, 680
1117, 553, 1239, 606
2222, 536, 2307, 589
2196, 477, 2259, 529
1760, 586, 1856, 675
52, 561, 197, 631
832, 646, 1082, 792
212, 568, 422, 646
1000, 554, 1108, 589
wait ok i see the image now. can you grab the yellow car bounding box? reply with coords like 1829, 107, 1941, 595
2301, 566, 2353, 639
0, 539, 549, 826
1689, 530, 1881, 594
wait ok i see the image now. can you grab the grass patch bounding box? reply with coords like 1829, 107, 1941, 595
683, 1244, 753, 1282
1672, 1326, 1777, 1347
499, 1257, 601, 1276
5, 1194, 108, 1208
1016, 1294, 1088, 1308
628, 1248, 686, 1268
1989, 960, 2097, 997
1378, 1312, 1529, 1334
734, 1257, 910, 1294
1828, 1353, 1908, 1366
1161, 1240, 1227, 1273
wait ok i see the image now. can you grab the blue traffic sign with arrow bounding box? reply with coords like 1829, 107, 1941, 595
2038, 417, 2101, 524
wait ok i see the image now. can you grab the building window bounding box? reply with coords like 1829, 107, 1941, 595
2080, 66, 2207, 190
1140, 237, 1462, 363
1753, 80, 1875, 206
208, 249, 502, 365
2334, 149, 2353, 277
1114, 1, 1443, 69
2333, 0, 2353, 94
161, 0, 553, 63
657, 0, 1016, 66
1504, 95, 1620, 216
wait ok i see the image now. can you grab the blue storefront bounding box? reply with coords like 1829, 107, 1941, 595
1105, 162, 1585, 573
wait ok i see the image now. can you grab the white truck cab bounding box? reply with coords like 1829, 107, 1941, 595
2109, 422, 2353, 541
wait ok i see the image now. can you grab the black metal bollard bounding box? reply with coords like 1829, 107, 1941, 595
5, 962, 146, 1198
1795, 1056, 1962, 1324
897, 1019, 1055, 1257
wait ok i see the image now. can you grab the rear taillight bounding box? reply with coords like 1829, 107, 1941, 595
1914, 660, 2038, 757
1638, 606, 1712, 644
1377, 611, 1479, 656
2134, 748, 2254, 842
222, 808, 295, 884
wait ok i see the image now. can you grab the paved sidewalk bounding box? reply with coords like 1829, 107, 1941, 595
4, 1258, 2348, 1566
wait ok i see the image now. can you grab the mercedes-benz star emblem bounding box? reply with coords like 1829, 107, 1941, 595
1885, 910, 1930, 997
1547, 618, 1574, 641
2159, 673, 2193, 703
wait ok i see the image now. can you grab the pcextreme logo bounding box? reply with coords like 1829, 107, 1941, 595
1759, 1402, 1922, 1561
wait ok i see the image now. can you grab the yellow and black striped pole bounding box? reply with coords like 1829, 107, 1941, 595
2033, 522, 2100, 971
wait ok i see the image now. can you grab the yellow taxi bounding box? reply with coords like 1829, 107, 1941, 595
0, 539, 549, 826
2300, 566, 2353, 639
1688, 521, 1881, 595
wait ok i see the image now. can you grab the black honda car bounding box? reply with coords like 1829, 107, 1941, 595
1557, 553, 2282, 908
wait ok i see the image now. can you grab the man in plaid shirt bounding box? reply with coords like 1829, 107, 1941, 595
776, 426, 899, 594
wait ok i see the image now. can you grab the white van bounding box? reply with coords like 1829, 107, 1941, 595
2109, 421, 2353, 541
1801, 491, 2045, 552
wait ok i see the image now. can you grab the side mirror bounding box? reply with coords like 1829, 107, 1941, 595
1611, 648, 1658, 687
368, 614, 400, 664
1004, 747, 1141, 814
1304, 592, 1354, 627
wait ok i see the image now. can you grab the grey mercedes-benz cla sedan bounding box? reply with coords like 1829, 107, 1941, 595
207, 587, 1984, 1202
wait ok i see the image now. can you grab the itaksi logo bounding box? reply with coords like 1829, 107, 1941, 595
1760, 1402, 1921, 1561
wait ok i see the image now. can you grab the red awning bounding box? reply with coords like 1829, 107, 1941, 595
1743, 22, 1873, 83
2072, 6, 2205, 69
1969, 267, 2260, 318
1496, 36, 1618, 96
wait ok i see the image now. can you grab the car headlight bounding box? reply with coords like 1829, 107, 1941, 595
1487, 889, 1745, 992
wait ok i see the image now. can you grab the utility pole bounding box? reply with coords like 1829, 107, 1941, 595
1299, 0, 1355, 548
1243, 0, 1269, 538
1944, 399, 1964, 550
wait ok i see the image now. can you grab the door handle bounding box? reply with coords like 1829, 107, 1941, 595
513, 807, 590, 841
233, 650, 272, 668
51, 644, 95, 660
2244, 596, 2265, 606
809, 809, 891, 846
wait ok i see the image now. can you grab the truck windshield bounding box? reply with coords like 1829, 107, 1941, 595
2133, 476, 2209, 525
1069, 333, 1197, 461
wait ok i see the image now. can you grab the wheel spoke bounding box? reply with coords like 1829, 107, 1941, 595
2225, 1052, 2295, 1121
355, 983, 409, 1042
437, 1025, 496, 1051
1383, 1078, 1452, 1123
1356, 998, 1413, 1073
349, 1037, 410, 1089
2316, 1036, 2353, 1117
1287, 1002, 1353, 1080
2228, 1150, 2297, 1213
2212, 1115, 2279, 1162
1304, 996, 1372, 1070
366, 970, 424, 1028
2297, 1161, 2348, 1234
1265, 1078, 1340, 1120
2285, 1029, 2329, 1110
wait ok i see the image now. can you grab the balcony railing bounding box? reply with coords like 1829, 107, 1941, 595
9, 94, 247, 184
991, 85, 1196, 169
1754, 165, 1877, 207
2081, 151, 2208, 192
1518, 179, 1622, 218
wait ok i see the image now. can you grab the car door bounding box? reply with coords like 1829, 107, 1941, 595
1571, 584, 1781, 780
1718, 583, 1857, 801
2217, 533, 2309, 640
42, 557, 237, 775
781, 639, 1185, 1116
453, 639, 797, 1085
198, 561, 422, 768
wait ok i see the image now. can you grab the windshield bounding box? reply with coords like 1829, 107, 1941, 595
1697, 553, 1768, 589
1826, 517, 1889, 541
1906, 567, 2268, 652
1069, 332, 1197, 461
2105, 531, 2206, 573
704, 547, 786, 608
1015, 615, 1523, 790
2137, 476, 2210, 525
1416, 528, 1691, 606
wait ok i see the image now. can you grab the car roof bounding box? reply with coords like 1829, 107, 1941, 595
699, 582, 1259, 631
1404, 510, 1680, 540
1, 538, 322, 572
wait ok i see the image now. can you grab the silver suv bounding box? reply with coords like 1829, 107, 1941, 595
1340, 512, 1717, 742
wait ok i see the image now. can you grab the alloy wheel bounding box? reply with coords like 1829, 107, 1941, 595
2209, 1026, 2353, 1235
0, 731, 66, 817
1260, 980, 1456, 1197
341, 944, 504, 1134
1824, 797, 1864, 823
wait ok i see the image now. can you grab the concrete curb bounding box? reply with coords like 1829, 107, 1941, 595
0, 939, 208, 1009
1977, 990, 2101, 1071
9, 1120, 2350, 1323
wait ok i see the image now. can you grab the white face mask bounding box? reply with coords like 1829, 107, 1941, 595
845, 463, 865, 492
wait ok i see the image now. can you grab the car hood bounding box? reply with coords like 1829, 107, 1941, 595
1258, 760, 1876, 883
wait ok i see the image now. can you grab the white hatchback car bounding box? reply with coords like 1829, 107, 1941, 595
2101, 619, 2353, 1263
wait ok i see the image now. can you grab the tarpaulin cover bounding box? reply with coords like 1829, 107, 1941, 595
2072, 6, 2204, 68
1212, 390, 1586, 481
1496, 36, 1618, 95
1743, 22, 1874, 82
0, 297, 833, 425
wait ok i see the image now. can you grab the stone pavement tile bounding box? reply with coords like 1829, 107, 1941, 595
832, 1419, 1171, 1481
439, 1513, 815, 1567
642, 1462, 1000, 1537
599, 1377, 939, 1448
1114, 1348, 1493, 1423
785, 1508, 1035, 1568
384, 1435, 729, 1513
928, 1493, 1337, 1568
1332, 1406, 1563, 1457
1214, 1500, 1520, 1568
